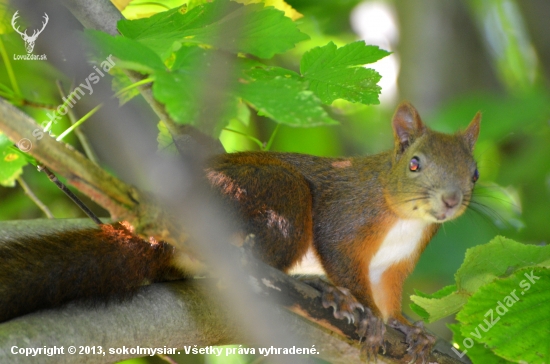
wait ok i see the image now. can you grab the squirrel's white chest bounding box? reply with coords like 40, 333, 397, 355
368, 219, 428, 285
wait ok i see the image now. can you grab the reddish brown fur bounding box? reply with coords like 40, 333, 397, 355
207, 153, 313, 271
0, 102, 479, 344
204, 102, 479, 331
0, 222, 177, 323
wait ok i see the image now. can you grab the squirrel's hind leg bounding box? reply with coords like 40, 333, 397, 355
207, 154, 314, 271
388, 316, 436, 364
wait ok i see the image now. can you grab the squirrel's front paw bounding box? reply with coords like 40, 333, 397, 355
301, 278, 385, 361
320, 285, 364, 324
301, 277, 363, 324
389, 319, 435, 364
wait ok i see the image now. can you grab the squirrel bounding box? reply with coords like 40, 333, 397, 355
0, 102, 480, 362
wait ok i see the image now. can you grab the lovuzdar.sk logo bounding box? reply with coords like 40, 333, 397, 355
11, 10, 48, 60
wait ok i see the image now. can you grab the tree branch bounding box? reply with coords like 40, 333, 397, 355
0, 98, 199, 266
0, 220, 468, 364
0, 2, 470, 363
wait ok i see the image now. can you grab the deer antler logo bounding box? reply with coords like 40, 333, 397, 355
11, 11, 49, 54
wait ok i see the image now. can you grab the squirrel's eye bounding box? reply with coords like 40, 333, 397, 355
409, 157, 420, 172
472, 168, 479, 183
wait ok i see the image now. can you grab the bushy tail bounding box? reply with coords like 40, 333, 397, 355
0, 222, 177, 323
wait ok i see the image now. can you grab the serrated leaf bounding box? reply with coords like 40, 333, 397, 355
414, 284, 458, 299
411, 237, 550, 322
300, 41, 390, 105
118, 0, 309, 59
0, 134, 27, 187
85, 31, 165, 73
449, 324, 514, 364
456, 236, 550, 294
237, 66, 337, 127
153, 69, 240, 136
457, 267, 550, 363
153, 47, 241, 136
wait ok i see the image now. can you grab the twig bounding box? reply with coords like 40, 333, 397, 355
0, 98, 136, 218
0, 98, 199, 269
37, 164, 102, 225
16, 177, 54, 218
55, 80, 99, 163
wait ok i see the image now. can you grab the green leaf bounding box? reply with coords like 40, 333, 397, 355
414, 284, 458, 299
457, 267, 550, 363
121, 0, 186, 20
153, 69, 240, 136
233, 100, 251, 127
410, 285, 458, 320
456, 236, 550, 294
410, 291, 468, 323
449, 324, 514, 364
85, 31, 165, 73
110, 67, 140, 105
410, 237, 550, 322
0, 134, 27, 187
118, 0, 309, 59
153, 47, 241, 136
300, 41, 390, 105
237, 66, 337, 127
157, 121, 178, 153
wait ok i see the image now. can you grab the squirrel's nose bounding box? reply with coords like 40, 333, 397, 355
442, 191, 461, 209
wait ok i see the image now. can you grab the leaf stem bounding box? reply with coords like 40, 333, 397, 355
223, 128, 264, 149
264, 123, 280, 151
56, 81, 99, 163
56, 104, 103, 142
113, 77, 155, 99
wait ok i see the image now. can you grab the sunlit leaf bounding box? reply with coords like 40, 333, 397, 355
410, 285, 468, 322
237, 66, 337, 127
300, 41, 389, 105
234, 0, 303, 20
118, 0, 309, 59
410, 236, 550, 321
449, 324, 514, 364
121, 0, 185, 19
456, 236, 550, 293
85, 31, 165, 73
457, 267, 550, 363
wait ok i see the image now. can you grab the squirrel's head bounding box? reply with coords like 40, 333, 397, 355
385, 102, 481, 223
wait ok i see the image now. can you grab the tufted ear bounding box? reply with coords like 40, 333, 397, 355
391, 102, 426, 153
463, 112, 481, 151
